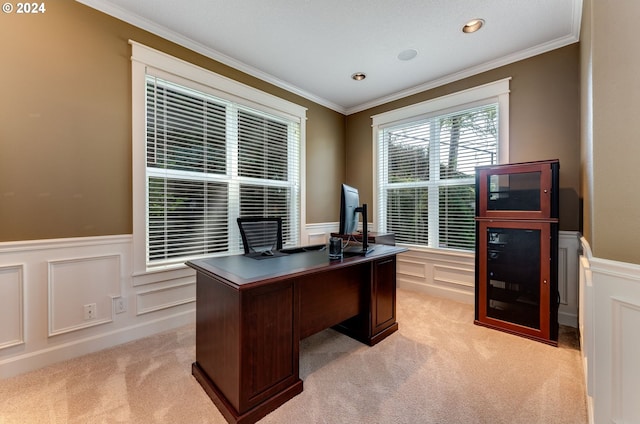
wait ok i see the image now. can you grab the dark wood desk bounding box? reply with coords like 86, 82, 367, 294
186, 244, 407, 424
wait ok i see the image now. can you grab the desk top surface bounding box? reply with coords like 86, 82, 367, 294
186, 243, 407, 289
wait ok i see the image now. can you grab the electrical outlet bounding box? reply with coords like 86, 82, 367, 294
84, 303, 97, 320
114, 297, 127, 314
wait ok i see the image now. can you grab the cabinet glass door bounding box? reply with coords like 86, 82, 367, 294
485, 227, 540, 329
487, 171, 541, 212
476, 161, 557, 219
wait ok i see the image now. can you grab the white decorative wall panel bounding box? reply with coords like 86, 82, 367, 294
612, 297, 640, 424
0, 235, 200, 379
136, 282, 196, 315
395, 231, 579, 317
582, 249, 640, 424
558, 247, 568, 302
303, 222, 338, 247
133, 266, 194, 287
48, 254, 121, 336
306, 231, 328, 246
397, 256, 427, 279
579, 238, 594, 423
557, 231, 580, 327
0, 226, 584, 379
0, 265, 24, 349
579, 253, 594, 397
432, 264, 474, 290
397, 249, 475, 304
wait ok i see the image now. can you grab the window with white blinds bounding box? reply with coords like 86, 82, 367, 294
374, 79, 509, 252
144, 76, 301, 265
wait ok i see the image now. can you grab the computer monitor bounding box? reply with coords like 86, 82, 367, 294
338, 183, 372, 255
339, 183, 360, 235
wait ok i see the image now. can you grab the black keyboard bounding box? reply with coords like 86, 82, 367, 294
279, 244, 326, 254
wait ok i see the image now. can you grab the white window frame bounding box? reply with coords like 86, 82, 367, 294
130, 41, 307, 276
372, 78, 510, 251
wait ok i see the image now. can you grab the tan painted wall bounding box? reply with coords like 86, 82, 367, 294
346, 44, 581, 232
0, 1, 345, 241
4, 2, 636, 273
582, 0, 640, 265
305, 109, 346, 223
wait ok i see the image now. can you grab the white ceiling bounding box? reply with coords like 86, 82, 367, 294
78, 0, 582, 115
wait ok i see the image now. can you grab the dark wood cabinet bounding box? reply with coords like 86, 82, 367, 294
474, 160, 559, 345
476, 160, 558, 220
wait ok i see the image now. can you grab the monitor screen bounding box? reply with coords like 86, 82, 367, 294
339, 183, 360, 234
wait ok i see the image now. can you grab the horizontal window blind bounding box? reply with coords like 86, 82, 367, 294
379, 103, 498, 251
146, 76, 300, 265
238, 110, 289, 181
147, 79, 227, 175
148, 177, 229, 261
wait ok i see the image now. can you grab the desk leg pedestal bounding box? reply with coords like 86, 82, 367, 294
192, 362, 303, 424
334, 256, 399, 346
193, 274, 302, 424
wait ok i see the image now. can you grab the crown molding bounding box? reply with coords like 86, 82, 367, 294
75, 0, 347, 114
77, 0, 581, 117
346, 33, 580, 115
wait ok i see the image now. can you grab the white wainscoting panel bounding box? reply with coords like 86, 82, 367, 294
132, 266, 195, 287
590, 257, 640, 424
136, 281, 196, 315
0, 235, 195, 379
394, 231, 579, 323
0, 265, 24, 350
558, 248, 568, 303
303, 222, 337, 246
0, 227, 583, 380
48, 254, 121, 336
558, 231, 580, 327
579, 238, 594, 424
397, 256, 426, 280
612, 297, 640, 423
397, 248, 475, 304
433, 264, 475, 292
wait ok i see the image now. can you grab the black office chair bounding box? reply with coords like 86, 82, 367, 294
237, 217, 283, 256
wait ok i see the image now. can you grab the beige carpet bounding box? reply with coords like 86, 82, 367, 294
0, 289, 588, 423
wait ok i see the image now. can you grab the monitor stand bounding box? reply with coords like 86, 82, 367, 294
352, 204, 374, 256
343, 244, 374, 257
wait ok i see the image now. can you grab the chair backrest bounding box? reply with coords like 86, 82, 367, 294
237, 217, 283, 255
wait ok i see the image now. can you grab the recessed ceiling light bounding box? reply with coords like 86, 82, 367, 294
398, 49, 418, 61
351, 72, 366, 81
462, 18, 485, 33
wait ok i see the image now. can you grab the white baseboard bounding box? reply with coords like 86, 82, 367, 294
0, 308, 194, 379
559, 311, 578, 327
